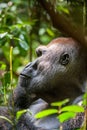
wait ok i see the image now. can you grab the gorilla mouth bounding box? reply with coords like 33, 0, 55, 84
20, 73, 32, 79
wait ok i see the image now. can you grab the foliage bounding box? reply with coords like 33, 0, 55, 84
16, 109, 32, 120
0, 0, 58, 104
35, 94, 87, 129
0, 115, 14, 126
35, 99, 84, 124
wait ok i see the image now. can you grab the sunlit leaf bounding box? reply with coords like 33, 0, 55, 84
19, 40, 29, 50
57, 6, 69, 14
83, 93, 87, 99
0, 32, 8, 39
6, 34, 13, 39
46, 28, 55, 37
0, 3, 8, 9
35, 109, 58, 119
16, 109, 32, 120
0, 64, 6, 70
51, 99, 69, 107
61, 105, 84, 113
39, 28, 45, 35
0, 61, 6, 70
13, 37, 29, 50
83, 93, 87, 106
57, 112, 76, 123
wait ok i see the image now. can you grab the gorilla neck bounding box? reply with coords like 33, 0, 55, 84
35, 82, 84, 104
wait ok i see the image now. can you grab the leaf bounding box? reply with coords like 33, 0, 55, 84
4, 72, 10, 86
35, 109, 58, 119
61, 105, 84, 113
83, 93, 87, 99
0, 3, 8, 9
0, 33, 13, 46
57, 6, 69, 14
0, 62, 6, 70
0, 116, 13, 125
57, 112, 76, 123
19, 34, 29, 50
51, 99, 69, 107
13, 37, 29, 50
0, 32, 8, 39
46, 28, 55, 37
16, 109, 32, 120
19, 40, 29, 50
83, 93, 87, 106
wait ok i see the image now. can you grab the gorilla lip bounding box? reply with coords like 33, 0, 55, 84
20, 73, 31, 79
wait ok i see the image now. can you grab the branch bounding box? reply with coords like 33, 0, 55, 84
37, 0, 87, 47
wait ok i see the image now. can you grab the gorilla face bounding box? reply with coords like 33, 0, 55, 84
19, 37, 87, 103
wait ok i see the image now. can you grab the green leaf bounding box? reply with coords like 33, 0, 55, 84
61, 105, 84, 113
0, 62, 6, 70
0, 116, 13, 125
46, 28, 55, 37
6, 34, 13, 39
51, 99, 69, 107
57, 6, 69, 14
19, 34, 29, 50
83, 93, 87, 106
83, 93, 87, 99
0, 3, 8, 9
16, 109, 32, 120
35, 109, 58, 119
4, 72, 10, 86
19, 40, 29, 50
57, 112, 76, 123
13, 37, 29, 50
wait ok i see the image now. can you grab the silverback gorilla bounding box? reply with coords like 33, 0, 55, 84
0, 37, 87, 130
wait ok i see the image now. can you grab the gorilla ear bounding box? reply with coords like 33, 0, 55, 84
36, 46, 47, 57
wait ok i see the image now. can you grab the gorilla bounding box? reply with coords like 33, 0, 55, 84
0, 37, 87, 130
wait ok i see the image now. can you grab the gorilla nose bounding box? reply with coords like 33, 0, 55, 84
20, 61, 38, 78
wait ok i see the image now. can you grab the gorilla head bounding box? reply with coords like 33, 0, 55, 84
18, 37, 87, 104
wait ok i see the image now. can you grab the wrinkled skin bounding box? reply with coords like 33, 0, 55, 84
1, 37, 87, 130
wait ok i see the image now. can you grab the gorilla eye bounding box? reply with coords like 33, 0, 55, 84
59, 53, 70, 65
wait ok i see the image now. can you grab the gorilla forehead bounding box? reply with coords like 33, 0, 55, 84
48, 37, 78, 46
48, 39, 79, 57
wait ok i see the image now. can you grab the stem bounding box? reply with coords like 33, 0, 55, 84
9, 46, 17, 130
60, 125, 63, 130
3, 84, 6, 104
10, 46, 13, 85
